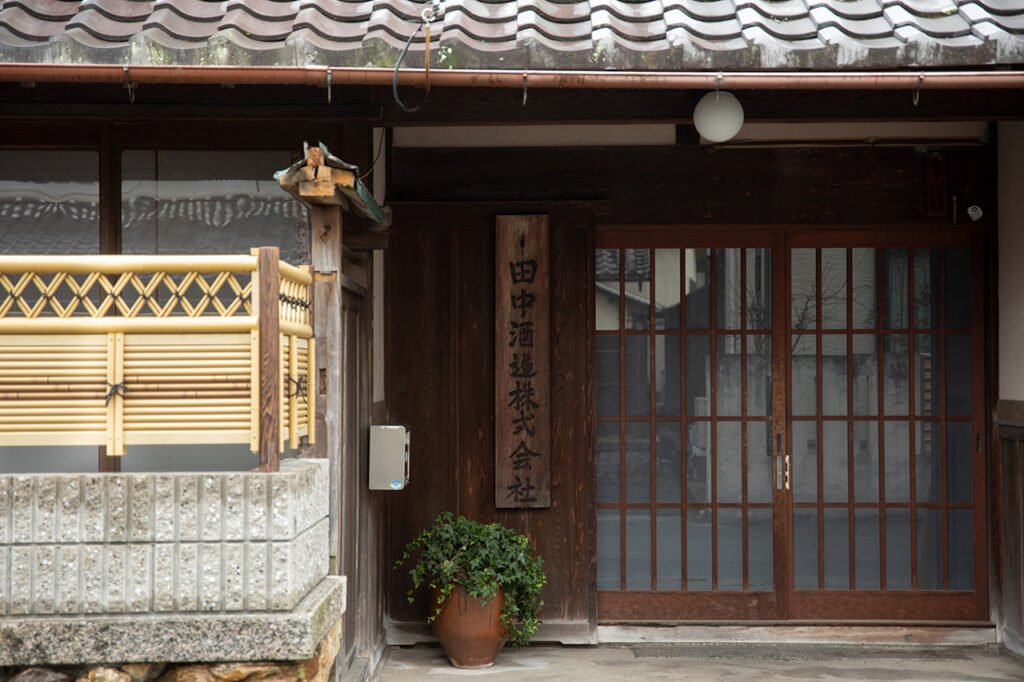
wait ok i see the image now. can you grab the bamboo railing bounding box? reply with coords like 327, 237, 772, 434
0, 247, 314, 471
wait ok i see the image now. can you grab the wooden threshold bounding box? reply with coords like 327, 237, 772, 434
596, 623, 997, 646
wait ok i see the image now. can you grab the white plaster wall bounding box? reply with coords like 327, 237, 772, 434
999, 122, 1024, 401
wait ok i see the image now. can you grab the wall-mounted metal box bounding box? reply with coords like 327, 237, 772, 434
368, 425, 409, 490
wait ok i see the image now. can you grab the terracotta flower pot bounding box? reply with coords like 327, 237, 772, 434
430, 585, 509, 668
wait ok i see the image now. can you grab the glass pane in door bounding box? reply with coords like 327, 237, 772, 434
791, 247, 976, 596
597, 247, 773, 599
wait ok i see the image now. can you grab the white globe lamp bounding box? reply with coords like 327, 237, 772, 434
693, 91, 744, 143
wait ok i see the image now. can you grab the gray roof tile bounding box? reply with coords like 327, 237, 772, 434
670, 0, 739, 22
670, 13, 746, 39
811, 7, 894, 38
885, 4, 973, 35
808, 0, 886, 19
1, 0, 1023, 70
0, 5, 68, 41
962, 1, 1024, 27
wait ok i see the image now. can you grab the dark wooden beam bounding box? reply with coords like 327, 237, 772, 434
4, 83, 1022, 127
380, 88, 1024, 124
389, 145, 994, 226
344, 230, 389, 251
257, 246, 282, 473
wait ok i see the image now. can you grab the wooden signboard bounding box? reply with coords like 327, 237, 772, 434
495, 215, 550, 508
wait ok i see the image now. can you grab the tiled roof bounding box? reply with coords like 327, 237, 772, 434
0, 0, 1022, 71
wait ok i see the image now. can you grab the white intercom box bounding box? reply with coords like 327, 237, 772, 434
368, 425, 409, 490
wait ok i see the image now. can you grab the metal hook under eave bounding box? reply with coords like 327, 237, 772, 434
523, 71, 528, 106
123, 65, 136, 104
715, 72, 723, 103
913, 73, 923, 107
326, 67, 332, 104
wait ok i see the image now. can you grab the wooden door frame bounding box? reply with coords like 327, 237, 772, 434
784, 229, 989, 622
594, 224, 991, 623
595, 227, 787, 621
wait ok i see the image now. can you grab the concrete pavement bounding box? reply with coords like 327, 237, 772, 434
377, 644, 1024, 681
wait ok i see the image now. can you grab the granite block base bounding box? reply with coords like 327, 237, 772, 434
0, 576, 345, 666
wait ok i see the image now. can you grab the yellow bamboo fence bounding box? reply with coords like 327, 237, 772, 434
0, 247, 313, 471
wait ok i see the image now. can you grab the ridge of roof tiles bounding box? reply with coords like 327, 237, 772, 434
0, 0, 1022, 70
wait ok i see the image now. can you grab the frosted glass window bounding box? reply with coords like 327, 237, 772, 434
122, 150, 309, 262
0, 151, 99, 254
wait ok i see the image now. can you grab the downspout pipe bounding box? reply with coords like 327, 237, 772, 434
0, 64, 1022, 90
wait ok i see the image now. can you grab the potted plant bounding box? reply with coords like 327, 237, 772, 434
396, 511, 546, 668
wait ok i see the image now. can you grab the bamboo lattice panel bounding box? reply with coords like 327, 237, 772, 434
0, 254, 313, 457
0, 270, 253, 319
0, 335, 108, 446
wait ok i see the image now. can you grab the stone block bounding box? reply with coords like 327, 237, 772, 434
59, 478, 81, 543
245, 543, 267, 611
11, 668, 72, 682
223, 474, 244, 542
129, 545, 151, 612
13, 477, 33, 544
269, 475, 291, 541
36, 477, 57, 544
199, 544, 222, 611
0, 575, 346, 665
11, 546, 32, 614
201, 476, 222, 542
88, 668, 129, 682
270, 542, 289, 611
245, 474, 267, 541
0, 545, 7, 616
57, 545, 79, 614
154, 475, 176, 542
34, 546, 55, 614
106, 544, 126, 613
223, 544, 243, 612
106, 477, 127, 543
153, 544, 175, 612
177, 543, 198, 612
130, 477, 154, 543
1, 459, 329, 616
178, 476, 199, 542
82, 545, 103, 613
0, 476, 11, 545
119, 663, 166, 682
82, 476, 105, 543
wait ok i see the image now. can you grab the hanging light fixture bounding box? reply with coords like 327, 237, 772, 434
692, 90, 745, 143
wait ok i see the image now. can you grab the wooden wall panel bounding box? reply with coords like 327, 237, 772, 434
385, 207, 594, 633
536, 218, 594, 626
387, 222, 455, 624
390, 146, 993, 227
1001, 436, 1024, 644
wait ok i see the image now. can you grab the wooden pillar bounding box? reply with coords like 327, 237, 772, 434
98, 123, 122, 472
257, 246, 281, 473
311, 204, 343, 560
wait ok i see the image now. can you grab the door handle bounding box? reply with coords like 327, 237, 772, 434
776, 453, 791, 491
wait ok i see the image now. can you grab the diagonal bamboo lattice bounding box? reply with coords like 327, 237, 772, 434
0, 249, 314, 467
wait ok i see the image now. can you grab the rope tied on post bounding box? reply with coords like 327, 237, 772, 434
287, 374, 306, 399
105, 381, 128, 405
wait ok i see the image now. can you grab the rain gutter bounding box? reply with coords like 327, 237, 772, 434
0, 64, 1022, 90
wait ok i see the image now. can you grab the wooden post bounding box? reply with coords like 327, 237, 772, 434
98, 126, 122, 472
311, 204, 342, 562
257, 246, 281, 473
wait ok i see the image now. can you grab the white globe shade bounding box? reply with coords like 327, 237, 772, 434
693, 91, 744, 143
